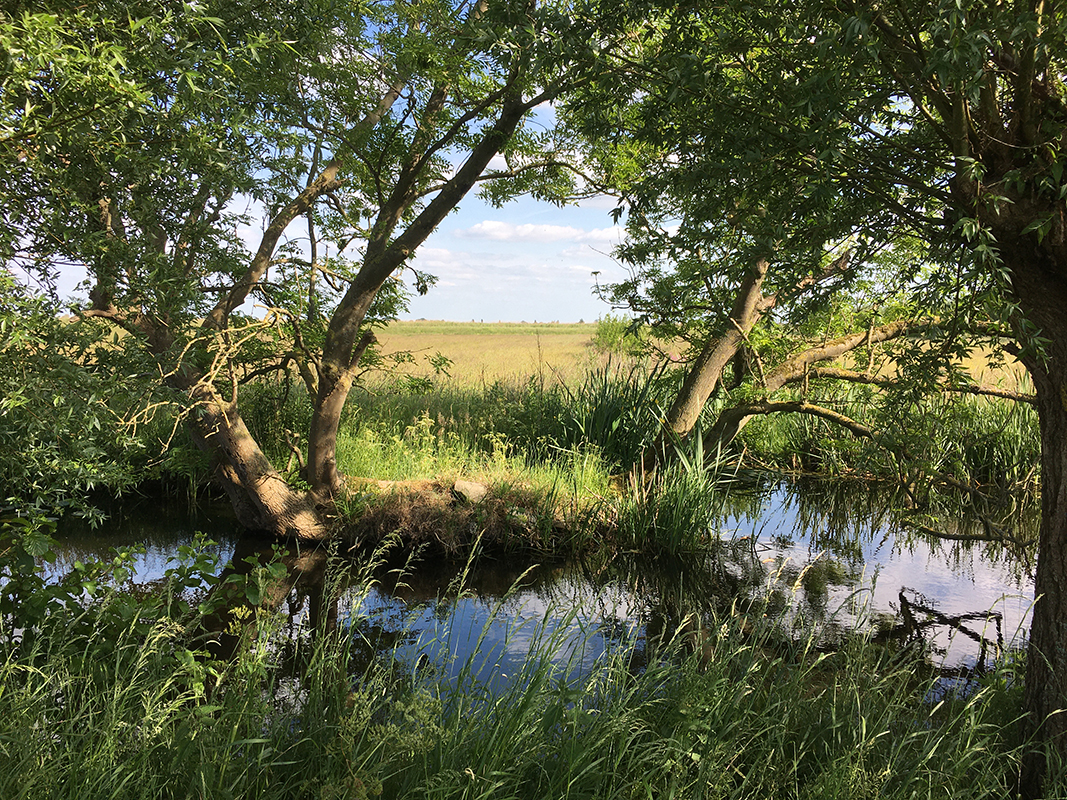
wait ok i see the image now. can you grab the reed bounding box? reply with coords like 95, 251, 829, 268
737, 381, 1040, 497
0, 542, 1045, 799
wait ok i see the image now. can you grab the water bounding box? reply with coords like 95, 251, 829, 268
718, 484, 1034, 670
48, 482, 1035, 680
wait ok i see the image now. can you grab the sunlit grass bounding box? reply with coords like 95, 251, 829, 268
0, 546, 1046, 799
374, 319, 601, 385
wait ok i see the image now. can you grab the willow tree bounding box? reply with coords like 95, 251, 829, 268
566, 4, 952, 472
573, 0, 1067, 791
3, 0, 604, 539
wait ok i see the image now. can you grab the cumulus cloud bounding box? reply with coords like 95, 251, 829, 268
456, 220, 623, 244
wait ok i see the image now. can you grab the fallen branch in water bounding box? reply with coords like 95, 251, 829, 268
899, 517, 1031, 549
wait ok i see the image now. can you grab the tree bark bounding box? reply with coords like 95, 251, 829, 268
641, 258, 769, 471
186, 384, 327, 540
1007, 249, 1067, 797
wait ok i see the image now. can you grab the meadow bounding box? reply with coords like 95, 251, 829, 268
373, 319, 604, 385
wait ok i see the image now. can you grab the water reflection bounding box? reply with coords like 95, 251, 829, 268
716, 480, 1035, 670
47, 495, 241, 583
48, 481, 1037, 682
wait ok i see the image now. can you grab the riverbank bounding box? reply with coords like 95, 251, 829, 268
0, 527, 1042, 800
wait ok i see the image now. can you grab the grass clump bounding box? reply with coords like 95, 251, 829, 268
341, 479, 581, 556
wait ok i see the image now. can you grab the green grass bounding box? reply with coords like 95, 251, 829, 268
0, 540, 1047, 799
234, 351, 1040, 558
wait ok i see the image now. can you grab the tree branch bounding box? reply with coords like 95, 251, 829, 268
799, 366, 1037, 405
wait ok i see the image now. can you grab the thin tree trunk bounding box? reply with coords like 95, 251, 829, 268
643, 251, 856, 475
665, 258, 770, 436
641, 258, 769, 471
306, 97, 534, 502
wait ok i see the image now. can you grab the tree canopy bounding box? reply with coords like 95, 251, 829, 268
3, 0, 611, 538
566, 1, 1067, 791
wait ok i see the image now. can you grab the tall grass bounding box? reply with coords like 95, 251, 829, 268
0, 541, 1047, 799
341, 361, 667, 472
736, 382, 1040, 498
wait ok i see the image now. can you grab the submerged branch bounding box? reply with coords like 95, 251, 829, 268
899, 518, 1030, 549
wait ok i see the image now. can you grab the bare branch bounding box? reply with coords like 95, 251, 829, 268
800, 366, 1037, 405
202, 162, 343, 332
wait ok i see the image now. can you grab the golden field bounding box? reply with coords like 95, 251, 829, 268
373, 319, 602, 385
374, 320, 1029, 392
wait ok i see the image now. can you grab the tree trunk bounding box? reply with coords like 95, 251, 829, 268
1021, 354, 1067, 797
641, 258, 769, 472
187, 385, 327, 540
305, 97, 535, 502
1009, 250, 1067, 797
666, 259, 770, 437
308, 294, 382, 502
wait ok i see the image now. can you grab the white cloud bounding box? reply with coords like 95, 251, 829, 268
456, 220, 623, 244
577, 194, 624, 211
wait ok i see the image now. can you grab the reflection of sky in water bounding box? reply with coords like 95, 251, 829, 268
348, 579, 645, 687
46, 498, 241, 584
45, 486, 1036, 674
721, 489, 1034, 668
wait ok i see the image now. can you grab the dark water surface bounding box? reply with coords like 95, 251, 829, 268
51, 483, 1035, 678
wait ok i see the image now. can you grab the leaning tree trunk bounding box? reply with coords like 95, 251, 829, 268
186, 385, 327, 540
640, 258, 769, 473
304, 96, 535, 504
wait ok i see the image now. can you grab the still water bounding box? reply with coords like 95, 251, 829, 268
51, 482, 1035, 678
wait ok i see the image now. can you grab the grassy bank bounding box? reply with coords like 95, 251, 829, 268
231, 321, 1040, 557
0, 541, 1045, 799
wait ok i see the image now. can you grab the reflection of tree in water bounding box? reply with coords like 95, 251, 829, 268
199, 535, 333, 664
786, 478, 1036, 578
876, 589, 1007, 680
767, 481, 1028, 667
204, 478, 1030, 692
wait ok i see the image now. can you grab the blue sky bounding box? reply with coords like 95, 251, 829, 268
40, 160, 631, 324
400, 191, 629, 322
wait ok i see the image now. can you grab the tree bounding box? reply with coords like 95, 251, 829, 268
567, 7, 949, 472
3, 0, 606, 539
572, 0, 1067, 790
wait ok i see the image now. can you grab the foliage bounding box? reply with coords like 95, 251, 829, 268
0, 272, 181, 526
589, 313, 651, 358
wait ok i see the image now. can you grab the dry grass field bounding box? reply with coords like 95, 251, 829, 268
374, 320, 1029, 392
372, 319, 601, 385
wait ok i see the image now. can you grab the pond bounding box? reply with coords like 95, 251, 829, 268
50, 481, 1035, 684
